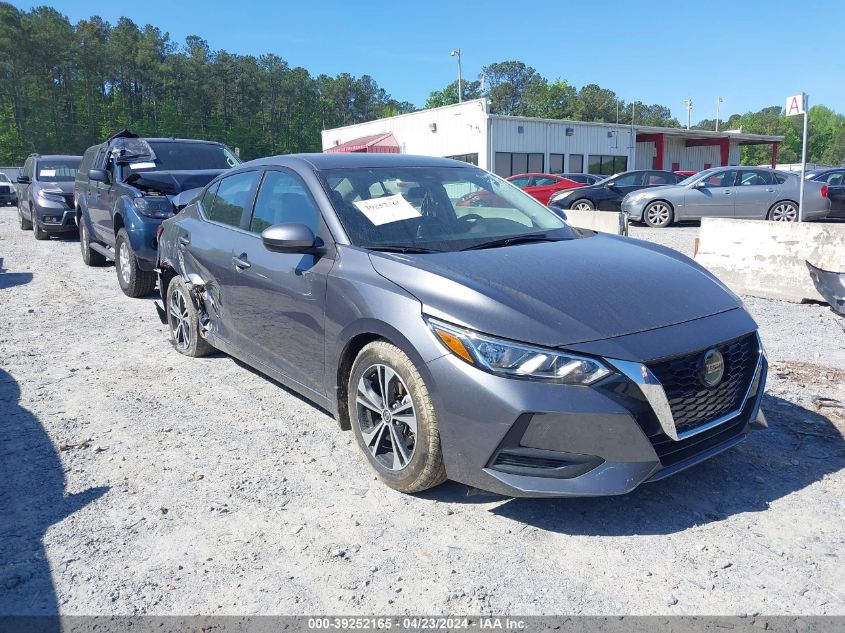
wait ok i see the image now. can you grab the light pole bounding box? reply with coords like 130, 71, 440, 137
683, 98, 693, 129
716, 96, 724, 132
450, 48, 462, 103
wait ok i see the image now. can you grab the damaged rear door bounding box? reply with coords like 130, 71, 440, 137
177, 172, 260, 343
223, 168, 332, 397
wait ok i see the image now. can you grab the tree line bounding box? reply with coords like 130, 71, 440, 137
1, 4, 843, 167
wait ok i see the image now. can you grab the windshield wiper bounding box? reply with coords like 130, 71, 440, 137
462, 233, 564, 251
364, 245, 441, 254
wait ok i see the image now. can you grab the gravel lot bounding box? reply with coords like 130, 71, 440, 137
1, 209, 843, 617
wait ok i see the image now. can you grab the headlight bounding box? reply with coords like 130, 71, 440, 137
133, 196, 174, 219
37, 189, 65, 203
427, 317, 612, 385
550, 190, 574, 202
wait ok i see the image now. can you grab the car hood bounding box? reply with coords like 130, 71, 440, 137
626, 184, 687, 200
368, 233, 741, 348
124, 169, 226, 196
37, 181, 74, 194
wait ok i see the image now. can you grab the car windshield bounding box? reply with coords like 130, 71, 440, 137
36, 159, 79, 182
123, 141, 240, 175
320, 165, 576, 252
0, 173, 9, 182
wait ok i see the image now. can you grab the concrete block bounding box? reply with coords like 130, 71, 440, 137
565, 209, 628, 235
694, 218, 845, 303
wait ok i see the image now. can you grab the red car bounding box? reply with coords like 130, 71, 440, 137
507, 173, 584, 204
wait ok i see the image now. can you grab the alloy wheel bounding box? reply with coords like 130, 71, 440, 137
770, 202, 797, 222
356, 364, 417, 471
572, 201, 593, 211
168, 287, 191, 350
646, 203, 671, 226
118, 241, 132, 283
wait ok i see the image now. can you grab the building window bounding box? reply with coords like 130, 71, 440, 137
588, 154, 627, 175
671, 162, 680, 171
549, 154, 564, 174
447, 153, 478, 166
568, 154, 584, 173
703, 163, 712, 169
494, 152, 544, 177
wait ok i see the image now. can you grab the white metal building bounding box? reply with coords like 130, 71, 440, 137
321, 99, 783, 177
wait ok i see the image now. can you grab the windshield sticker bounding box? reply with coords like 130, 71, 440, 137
353, 194, 421, 226
39, 169, 56, 177
129, 161, 156, 170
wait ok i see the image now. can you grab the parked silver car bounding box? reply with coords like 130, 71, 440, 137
622, 167, 830, 227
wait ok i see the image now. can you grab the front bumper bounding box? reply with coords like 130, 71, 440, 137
33, 200, 77, 233
621, 198, 645, 221
426, 316, 767, 498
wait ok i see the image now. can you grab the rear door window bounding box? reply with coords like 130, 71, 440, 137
203, 171, 259, 228
738, 170, 773, 186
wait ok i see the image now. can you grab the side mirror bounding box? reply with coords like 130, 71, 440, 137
16, 175, 30, 184
88, 168, 110, 183
692, 180, 706, 189
261, 223, 319, 253
549, 205, 567, 221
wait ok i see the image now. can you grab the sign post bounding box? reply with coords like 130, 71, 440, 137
785, 93, 808, 222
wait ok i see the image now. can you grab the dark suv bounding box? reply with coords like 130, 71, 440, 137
75, 131, 240, 297
16, 154, 82, 240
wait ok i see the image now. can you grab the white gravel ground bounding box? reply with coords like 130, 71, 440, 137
1, 209, 843, 617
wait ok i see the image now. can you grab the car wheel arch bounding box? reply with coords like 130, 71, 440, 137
333, 320, 438, 432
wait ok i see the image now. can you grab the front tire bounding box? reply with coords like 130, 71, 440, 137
32, 219, 49, 240
115, 228, 157, 297
570, 199, 594, 211
166, 276, 214, 357
348, 341, 446, 494
768, 201, 798, 222
643, 201, 673, 228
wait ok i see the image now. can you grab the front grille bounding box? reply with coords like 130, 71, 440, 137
494, 453, 572, 470
650, 410, 747, 467
0, 185, 9, 194
647, 334, 758, 435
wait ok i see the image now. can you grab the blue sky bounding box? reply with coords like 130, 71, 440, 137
13, 0, 844, 121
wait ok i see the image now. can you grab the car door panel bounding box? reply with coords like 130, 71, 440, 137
824, 171, 845, 216
682, 170, 737, 220
223, 168, 331, 395
733, 170, 778, 219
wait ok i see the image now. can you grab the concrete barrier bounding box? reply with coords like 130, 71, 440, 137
694, 218, 845, 303
565, 209, 628, 235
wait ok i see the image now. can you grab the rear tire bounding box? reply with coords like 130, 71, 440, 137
570, 199, 594, 211
115, 228, 157, 297
643, 201, 673, 228
348, 341, 447, 494
165, 276, 214, 357
79, 219, 107, 266
18, 204, 32, 231
768, 200, 798, 222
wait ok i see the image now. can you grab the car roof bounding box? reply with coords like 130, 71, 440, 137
240, 153, 470, 170
35, 154, 82, 160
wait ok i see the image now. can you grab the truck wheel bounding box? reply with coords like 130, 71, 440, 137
348, 341, 447, 494
18, 204, 32, 230
115, 228, 157, 297
33, 219, 49, 240
79, 220, 106, 266
166, 276, 214, 357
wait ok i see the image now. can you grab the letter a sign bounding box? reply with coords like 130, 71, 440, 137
786, 93, 806, 116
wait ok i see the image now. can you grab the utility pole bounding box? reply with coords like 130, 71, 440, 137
716, 96, 723, 132
683, 98, 693, 129
450, 49, 462, 103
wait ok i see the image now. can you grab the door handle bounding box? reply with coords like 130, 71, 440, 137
178, 236, 190, 246
232, 254, 251, 270
765, 188, 775, 192
724, 190, 732, 194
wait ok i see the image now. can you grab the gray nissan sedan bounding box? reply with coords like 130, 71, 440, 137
622, 166, 830, 227
155, 154, 768, 497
